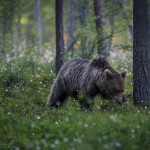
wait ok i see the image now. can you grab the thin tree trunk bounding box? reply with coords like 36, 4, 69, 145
133, 0, 150, 106
2, 7, 6, 45
9, 0, 14, 47
93, 0, 106, 58
55, 0, 64, 74
17, 14, 21, 54
78, 0, 87, 58
108, 17, 114, 54
66, 0, 76, 56
36, 0, 42, 57
80, 1, 86, 26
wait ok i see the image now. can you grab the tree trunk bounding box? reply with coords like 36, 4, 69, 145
93, 0, 106, 58
17, 14, 21, 53
133, 0, 150, 106
80, 1, 86, 26
55, 0, 64, 74
66, 0, 76, 54
106, 17, 114, 56
79, 0, 87, 58
2, 6, 6, 45
9, 0, 14, 47
36, 0, 42, 57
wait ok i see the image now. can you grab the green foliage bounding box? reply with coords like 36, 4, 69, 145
0, 95, 150, 149
0, 47, 149, 150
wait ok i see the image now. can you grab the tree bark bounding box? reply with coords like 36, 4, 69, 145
93, 0, 106, 58
55, 0, 64, 74
36, 0, 42, 57
133, 0, 150, 106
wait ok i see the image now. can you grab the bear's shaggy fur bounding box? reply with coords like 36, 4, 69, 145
47, 58, 127, 109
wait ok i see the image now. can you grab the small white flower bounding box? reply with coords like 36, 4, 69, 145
36, 115, 41, 120
104, 144, 109, 149
84, 124, 88, 128
109, 115, 116, 120
51, 144, 55, 148
54, 139, 59, 145
65, 117, 69, 122
63, 138, 68, 142
131, 129, 135, 133
115, 141, 121, 147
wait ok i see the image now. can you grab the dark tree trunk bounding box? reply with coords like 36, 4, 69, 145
133, 0, 150, 106
93, 0, 106, 58
36, 0, 42, 57
55, 0, 64, 74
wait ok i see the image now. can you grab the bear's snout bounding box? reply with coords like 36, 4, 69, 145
114, 93, 124, 104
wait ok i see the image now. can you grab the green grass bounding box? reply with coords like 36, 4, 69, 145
0, 59, 150, 150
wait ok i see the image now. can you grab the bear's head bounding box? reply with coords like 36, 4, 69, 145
98, 69, 127, 104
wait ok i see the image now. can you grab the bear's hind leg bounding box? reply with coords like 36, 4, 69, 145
47, 91, 68, 108
51, 92, 67, 108
46, 83, 68, 108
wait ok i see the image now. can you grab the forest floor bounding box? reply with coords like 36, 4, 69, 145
0, 59, 150, 150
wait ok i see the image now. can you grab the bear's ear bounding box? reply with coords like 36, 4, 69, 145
121, 70, 128, 78
104, 69, 114, 79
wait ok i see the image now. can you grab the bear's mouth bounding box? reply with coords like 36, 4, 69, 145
101, 93, 125, 105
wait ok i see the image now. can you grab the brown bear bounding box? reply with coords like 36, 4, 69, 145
46, 58, 127, 109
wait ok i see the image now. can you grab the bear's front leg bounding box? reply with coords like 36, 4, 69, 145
78, 92, 94, 111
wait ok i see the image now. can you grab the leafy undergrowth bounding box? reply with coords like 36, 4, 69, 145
0, 59, 150, 150
0, 98, 150, 150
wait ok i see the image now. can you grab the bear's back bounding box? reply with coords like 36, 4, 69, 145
58, 58, 90, 92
